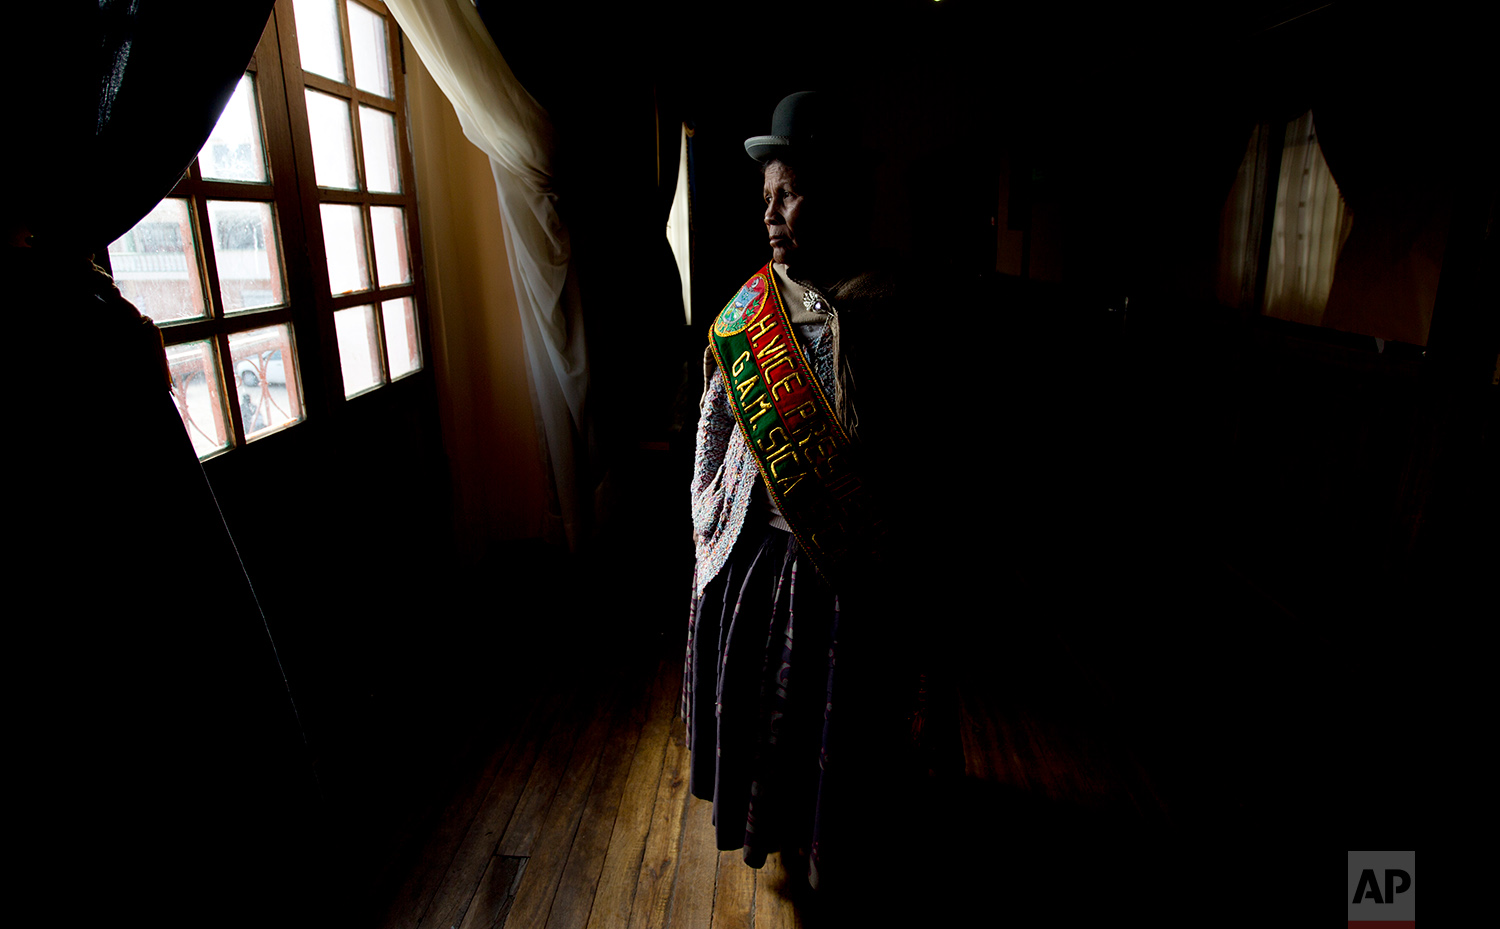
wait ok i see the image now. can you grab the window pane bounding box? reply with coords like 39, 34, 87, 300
199, 74, 268, 183
370, 206, 410, 287
382, 297, 420, 378
229, 324, 305, 439
305, 90, 359, 189
206, 200, 286, 312
293, 0, 346, 82
347, 2, 392, 98
166, 340, 232, 458
320, 203, 370, 294
334, 305, 385, 396
107, 199, 206, 324
359, 106, 401, 193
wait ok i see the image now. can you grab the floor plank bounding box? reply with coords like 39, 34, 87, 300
988, 698, 1037, 794
956, 687, 995, 782
664, 796, 719, 929
502, 673, 628, 928
378, 698, 541, 929
625, 720, 691, 929
963, 678, 1161, 820
587, 661, 681, 929
373, 631, 1209, 929
547, 659, 673, 929
457, 856, 527, 929
495, 686, 596, 859
751, 854, 801, 929
709, 849, 755, 929
418, 691, 570, 929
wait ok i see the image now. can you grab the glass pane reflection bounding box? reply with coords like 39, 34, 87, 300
229, 324, 305, 439
335, 305, 385, 396
360, 106, 401, 193
206, 200, 285, 312
199, 74, 269, 183
165, 339, 233, 458
370, 206, 410, 287
320, 203, 369, 294
293, 0, 346, 82
382, 297, 420, 378
347, 2, 393, 98
306, 90, 359, 189
108, 198, 207, 324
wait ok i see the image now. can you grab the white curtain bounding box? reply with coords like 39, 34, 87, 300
386, 0, 595, 550
665, 123, 692, 324
1263, 110, 1354, 327
1216, 123, 1261, 309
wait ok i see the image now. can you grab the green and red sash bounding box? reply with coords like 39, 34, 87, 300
708, 263, 884, 588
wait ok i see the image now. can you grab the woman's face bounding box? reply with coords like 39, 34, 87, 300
763, 160, 806, 266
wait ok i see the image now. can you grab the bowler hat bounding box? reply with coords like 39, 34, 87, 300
744, 91, 826, 163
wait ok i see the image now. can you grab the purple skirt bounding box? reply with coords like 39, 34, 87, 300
684, 520, 909, 889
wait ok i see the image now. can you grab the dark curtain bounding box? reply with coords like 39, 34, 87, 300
1287, 5, 1471, 225
1040, 24, 1265, 299
470, 0, 687, 333
13, 1, 278, 249
6, 2, 324, 923
1309, 8, 1472, 347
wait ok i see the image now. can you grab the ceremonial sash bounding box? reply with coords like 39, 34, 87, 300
708, 264, 884, 588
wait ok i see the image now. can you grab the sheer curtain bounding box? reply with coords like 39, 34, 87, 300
665, 123, 693, 325
385, 0, 596, 550
1217, 123, 1263, 309
1263, 110, 1354, 327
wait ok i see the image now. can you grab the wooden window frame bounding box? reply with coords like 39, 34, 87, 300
99, 0, 430, 459
277, 0, 427, 407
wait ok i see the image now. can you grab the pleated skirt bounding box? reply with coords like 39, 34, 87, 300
683, 520, 888, 889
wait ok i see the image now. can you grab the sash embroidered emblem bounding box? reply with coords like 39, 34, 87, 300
713, 272, 768, 337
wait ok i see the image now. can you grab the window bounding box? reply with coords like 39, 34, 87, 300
287, 0, 423, 398
1217, 109, 1444, 348
102, 0, 426, 459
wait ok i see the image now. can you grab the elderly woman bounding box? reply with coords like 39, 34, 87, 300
683, 92, 926, 892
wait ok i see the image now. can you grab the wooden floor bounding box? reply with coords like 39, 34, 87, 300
371, 645, 819, 929
349, 459, 1379, 929
363, 625, 1235, 929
